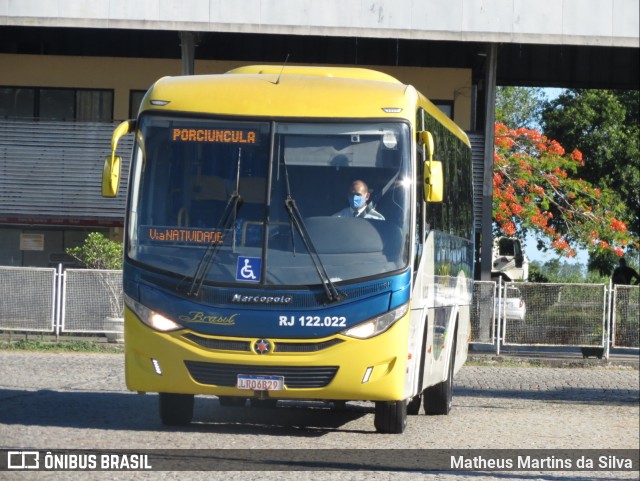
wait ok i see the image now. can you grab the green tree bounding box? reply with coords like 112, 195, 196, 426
66, 232, 123, 270
496, 86, 548, 129
528, 261, 550, 283
66, 232, 124, 318
542, 89, 640, 274
533, 259, 588, 283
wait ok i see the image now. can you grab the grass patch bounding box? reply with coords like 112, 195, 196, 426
466, 356, 638, 370
0, 338, 123, 353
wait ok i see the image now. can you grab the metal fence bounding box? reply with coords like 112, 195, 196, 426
612, 285, 640, 349
0, 266, 56, 332
0, 266, 638, 356
502, 282, 607, 347
62, 269, 123, 334
0, 266, 122, 337
472, 280, 639, 357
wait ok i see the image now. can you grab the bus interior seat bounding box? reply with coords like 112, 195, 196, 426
238, 177, 267, 221
374, 183, 405, 228
301, 216, 403, 264
193, 175, 228, 201
238, 177, 266, 203
188, 176, 229, 227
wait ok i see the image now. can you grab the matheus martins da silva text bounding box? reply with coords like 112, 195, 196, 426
451, 454, 634, 470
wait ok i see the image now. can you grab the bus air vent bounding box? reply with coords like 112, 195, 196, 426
274, 338, 344, 352
182, 334, 251, 351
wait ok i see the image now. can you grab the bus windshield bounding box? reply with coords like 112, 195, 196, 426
128, 114, 412, 286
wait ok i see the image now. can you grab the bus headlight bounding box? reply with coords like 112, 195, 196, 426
125, 295, 182, 332
342, 303, 409, 339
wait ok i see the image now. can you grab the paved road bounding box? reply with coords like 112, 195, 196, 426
0, 351, 638, 480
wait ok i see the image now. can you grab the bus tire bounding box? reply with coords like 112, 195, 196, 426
423, 332, 456, 415
407, 394, 422, 415
374, 400, 407, 433
159, 393, 194, 426
218, 396, 247, 407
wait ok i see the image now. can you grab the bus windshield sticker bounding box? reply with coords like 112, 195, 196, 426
236, 256, 261, 282
142, 226, 225, 245
171, 128, 258, 144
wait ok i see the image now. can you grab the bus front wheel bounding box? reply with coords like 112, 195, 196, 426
424, 333, 456, 415
374, 400, 407, 433
159, 393, 194, 425
407, 393, 422, 415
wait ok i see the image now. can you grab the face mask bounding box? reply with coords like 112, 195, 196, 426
349, 193, 367, 210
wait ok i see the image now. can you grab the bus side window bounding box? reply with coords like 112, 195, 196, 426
414, 109, 426, 267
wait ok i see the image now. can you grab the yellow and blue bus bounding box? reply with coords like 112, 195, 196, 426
103, 65, 474, 433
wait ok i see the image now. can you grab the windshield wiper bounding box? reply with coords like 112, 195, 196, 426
284, 197, 344, 303
186, 149, 243, 297
282, 160, 344, 304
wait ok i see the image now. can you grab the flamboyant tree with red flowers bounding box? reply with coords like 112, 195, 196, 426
493, 122, 638, 258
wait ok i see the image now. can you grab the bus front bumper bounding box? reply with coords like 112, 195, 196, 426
124, 307, 409, 402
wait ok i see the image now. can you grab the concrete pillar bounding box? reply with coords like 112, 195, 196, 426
480, 43, 498, 281
180, 31, 196, 75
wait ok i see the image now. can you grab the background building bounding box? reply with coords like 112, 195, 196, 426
1, 0, 638, 275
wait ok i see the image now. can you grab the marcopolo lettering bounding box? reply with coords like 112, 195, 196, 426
232, 294, 293, 305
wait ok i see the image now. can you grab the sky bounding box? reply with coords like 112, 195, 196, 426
524, 233, 589, 267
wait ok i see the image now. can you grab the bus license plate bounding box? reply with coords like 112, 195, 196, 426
237, 374, 284, 391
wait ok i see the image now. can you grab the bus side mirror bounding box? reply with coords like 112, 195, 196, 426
102, 120, 135, 197
418, 130, 443, 203
102, 154, 122, 197
423, 160, 443, 202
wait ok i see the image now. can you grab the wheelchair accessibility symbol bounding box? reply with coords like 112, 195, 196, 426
236, 256, 261, 282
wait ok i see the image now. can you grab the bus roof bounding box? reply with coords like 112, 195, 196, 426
226, 65, 403, 83
140, 66, 469, 146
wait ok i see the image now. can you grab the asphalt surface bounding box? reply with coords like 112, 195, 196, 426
0, 350, 638, 480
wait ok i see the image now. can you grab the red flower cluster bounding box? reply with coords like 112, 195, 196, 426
570, 148, 584, 165
610, 218, 627, 232
492, 122, 637, 257
501, 221, 516, 236
548, 140, 565, 156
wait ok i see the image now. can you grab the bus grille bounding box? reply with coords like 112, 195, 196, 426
274, 339, 343, 352
182, 334, 343, 353
184, 361, 339, 388
182, 334, 251, 351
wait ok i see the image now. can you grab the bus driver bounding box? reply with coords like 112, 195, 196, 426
333, 180, 385, 220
